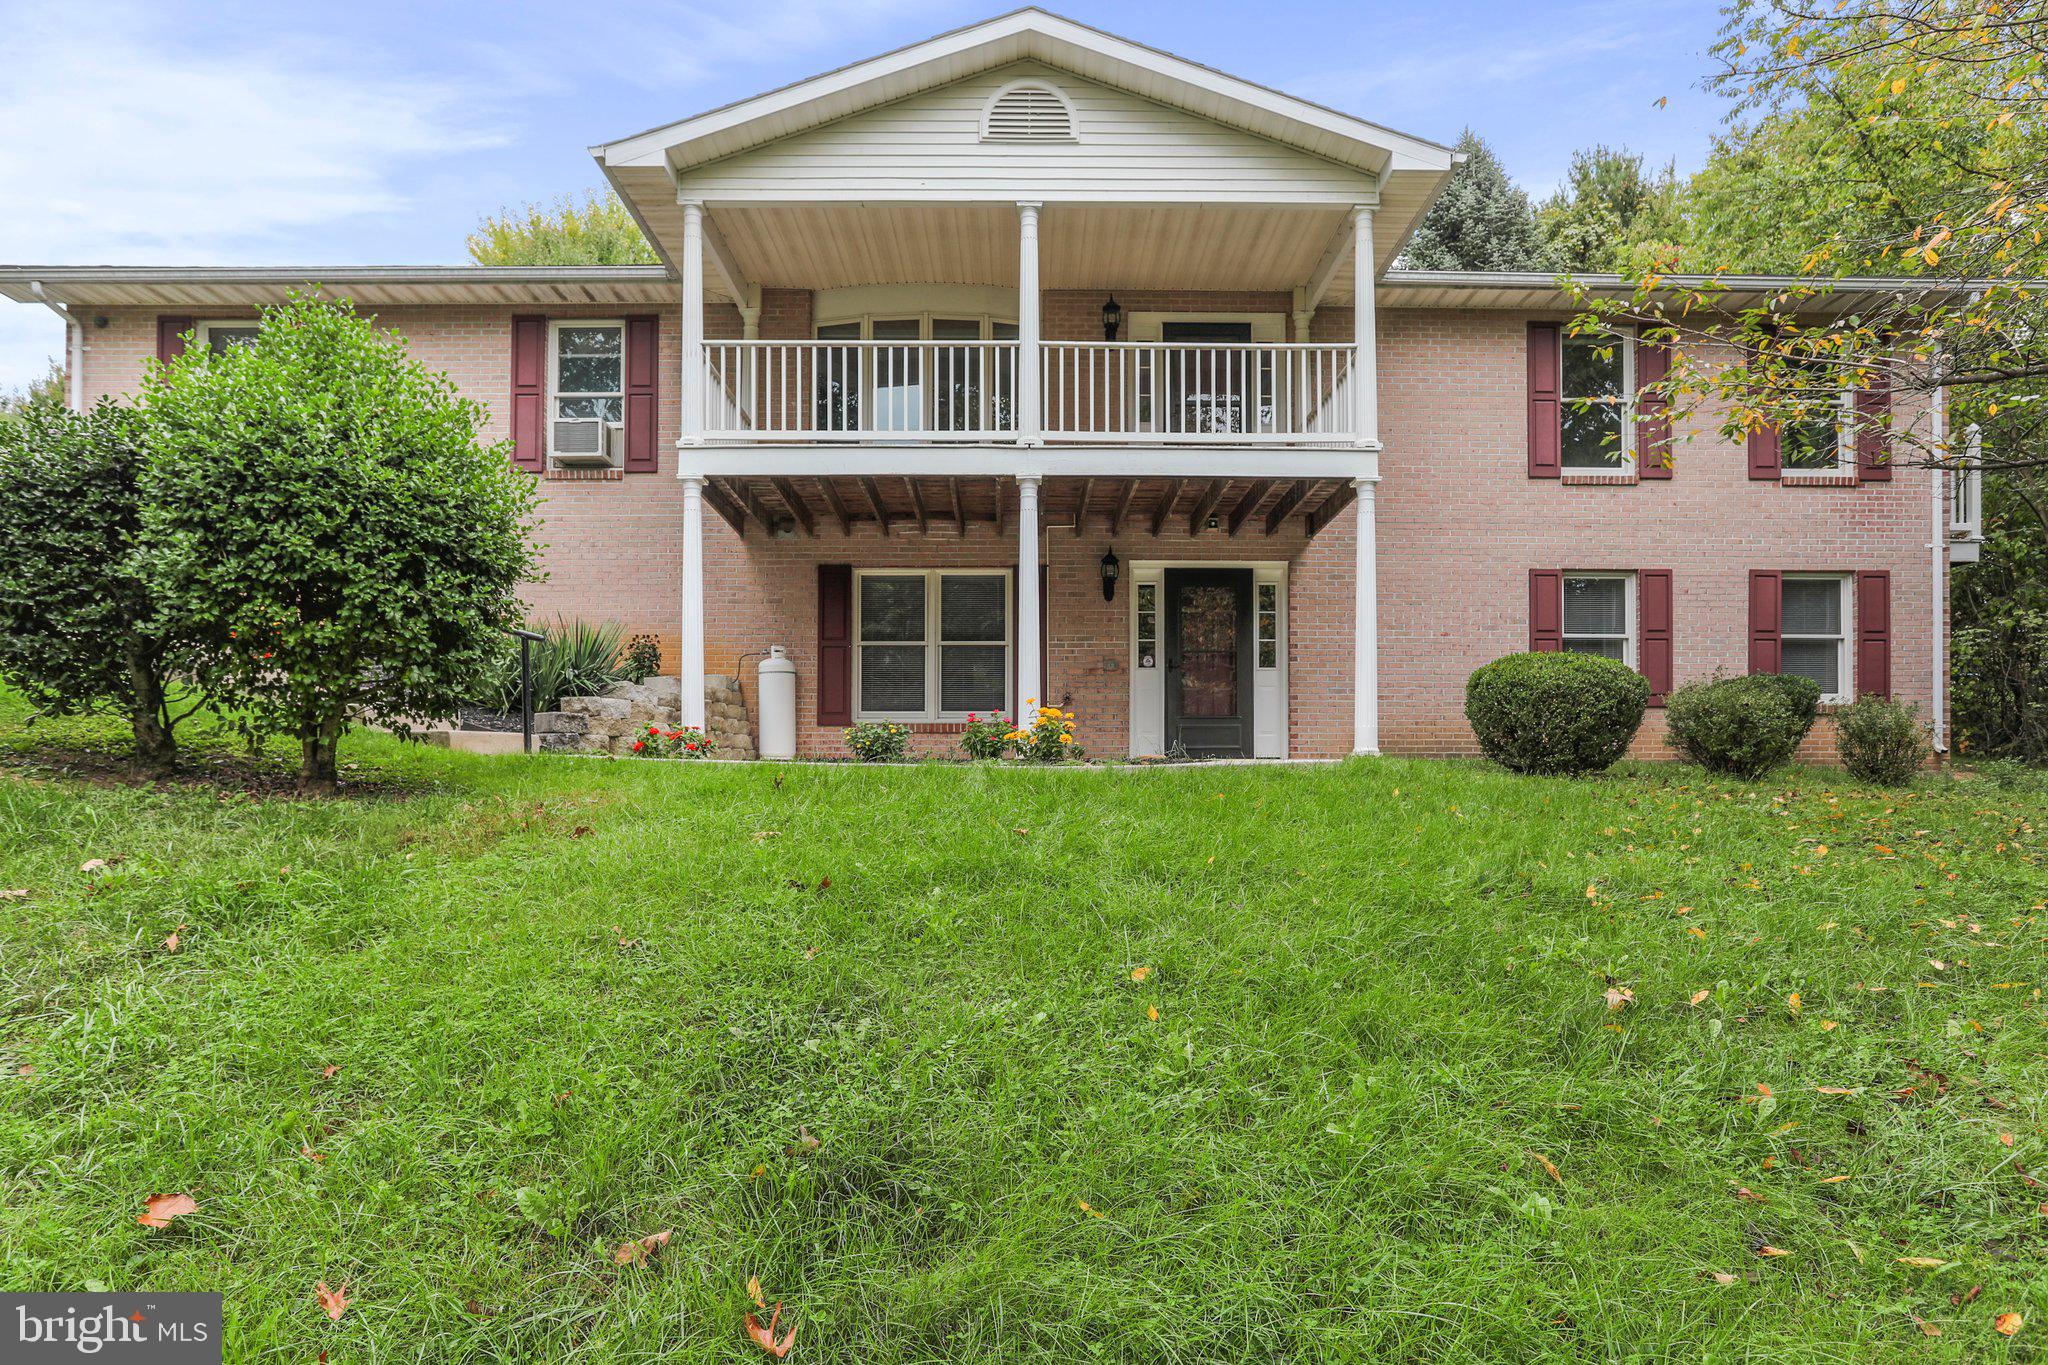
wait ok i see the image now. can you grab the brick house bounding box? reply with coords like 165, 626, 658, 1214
0, 9, 1980, 761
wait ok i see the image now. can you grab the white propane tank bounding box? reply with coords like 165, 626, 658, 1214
757, 646, 798, 759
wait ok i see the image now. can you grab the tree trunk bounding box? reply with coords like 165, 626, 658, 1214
125, 645, 177, 779
298, 716, 343, 795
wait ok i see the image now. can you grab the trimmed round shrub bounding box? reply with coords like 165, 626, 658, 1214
1664, 673, 1822, 778
1464, 651, 1650, 775
1835, 696, 1929, 786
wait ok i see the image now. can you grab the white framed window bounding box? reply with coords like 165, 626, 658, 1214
1561, 573, 1635, 664
1781, 574, 1850, 701
814, 315, 1018, 434
195, 320, 261, 355
1256, 582, 1280, 670
548, 321, 625, 456
1781, 357, 1854, 473
1561, 329, 1635, 471
855, 569, 1012, 721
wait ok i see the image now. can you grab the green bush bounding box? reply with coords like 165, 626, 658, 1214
140, 295, 539, 791
844, 721, 909, 762
959, 712, 1015, 760
1464, 651, 1649, 775
1664, 673, 1822, 778
621, 633, 662, 684
1835, 696, 1928, 785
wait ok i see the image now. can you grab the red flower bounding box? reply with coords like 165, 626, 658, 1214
685, 742, 698, 751
631, 740, 645, 752
647, 724, 659, 734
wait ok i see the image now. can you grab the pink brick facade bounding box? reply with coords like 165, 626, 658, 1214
78, 296, 1945, 761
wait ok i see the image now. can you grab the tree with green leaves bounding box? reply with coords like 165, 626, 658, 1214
0, 399, 201, 775
1536, 145, 1685, 273
140, 296, 542, 792
1399, 129, 1552, 272
468, 190, 660, 267
0, 359, 66, 418
1570, 0, 2048, 476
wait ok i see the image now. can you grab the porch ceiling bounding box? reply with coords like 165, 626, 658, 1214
708, 201, 1351, 297
702, 473, 1353, 541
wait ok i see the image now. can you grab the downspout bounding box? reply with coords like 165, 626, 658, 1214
1929, 379, 1948, 754
27, 280, 82, 410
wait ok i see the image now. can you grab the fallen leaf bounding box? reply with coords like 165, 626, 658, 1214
1996, 1312, 2024, 1337
1787, 992, 1801, 1014
1897, 1256, 1947, 1268
747, 1277, 766, 1310
746, 1303, 795, 1358
315, 1282, 349, 1322
1690, 989, 1711, 1005
613, 1229, 673, 1266
16, 1064, 34, 1077
1817, 1086, 1862, 1095
1531, 1152, 1563, 1184
1130, 966, 1151, 983
319, 1065, 339, 1079
137, 1193, 197, 1229
0, 889, 27, 900
1819, 1020, 1838, 1031
463, 1300, 499, 1317
784, 1127, 821, 1157
1913, 1316, 1941, 1338
750, 830, 779, 843
1817, 1174, 1851, 1183
1757, 1245, 1792, 1258
300, 1144, 322, 1163
1999, 1132, 2015, 1146
1710, 1271, 1739, 1285
1604, 986, 1635, 1012
163, 932, 180, 953
1734, 1186, 1765, 1202
80, 859, 109, 874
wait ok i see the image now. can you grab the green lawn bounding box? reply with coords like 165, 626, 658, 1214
2, 696, 2044, 1361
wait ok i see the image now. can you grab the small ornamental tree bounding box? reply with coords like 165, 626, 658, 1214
0, 399, 199, 775
140, 296, 541, 792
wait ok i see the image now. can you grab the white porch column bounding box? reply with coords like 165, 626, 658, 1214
679, 200, 706, 446
1017, 202, 1043, 446
1352, 476, 1380, 755
1352, 206, 1378, 446
679, 474, 707, 729
1016, 475, 1042, 711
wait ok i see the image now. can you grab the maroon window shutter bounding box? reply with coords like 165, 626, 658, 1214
1748, 570, 1783, 674
1855, 570, 1892, 698
1635, 340, 1673, 478
510, 316, 547, 472
1854, 372, 1892, 482
1747, 426, 1781, 481
155, 316, 195, 363
1529, 569, 1564, 652
1639, 569, 1673, 704
1527, 323, 1562, 478
623, 315, 659, 473
817, 565, 853, 726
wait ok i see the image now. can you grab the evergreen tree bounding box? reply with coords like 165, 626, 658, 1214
1535, 145, 1684, 273
1399, 129, 1551, 272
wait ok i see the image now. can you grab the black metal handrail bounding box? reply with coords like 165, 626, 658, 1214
505, 627, 544, 753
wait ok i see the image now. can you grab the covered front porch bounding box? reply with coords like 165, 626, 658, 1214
674, 459, 1381, 760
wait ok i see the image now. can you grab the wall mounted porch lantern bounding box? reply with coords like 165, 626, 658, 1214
1100, 547, 1121, 601
1101, 296, 1123, 341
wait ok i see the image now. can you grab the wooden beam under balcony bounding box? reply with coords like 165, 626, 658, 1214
814, 478, 852, 536
858, 476, 892, 536
1263, 479, 1311, 535
948, 478, 966, 533
1305, 479, 1355, 536
1071, 477, 1093, 536
1110, 478, 1139, 536
732, 479, 782, 535
701, 480, 747, 537
904, 477, 930, 535
1187, 480, 1228, 536
1150, 477, 1184, 537
770, 476, 815, 537
1226, 479, 1274, 537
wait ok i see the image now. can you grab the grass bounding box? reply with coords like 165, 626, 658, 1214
1, 693, 2044, 1361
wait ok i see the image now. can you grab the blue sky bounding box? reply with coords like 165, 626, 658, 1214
0, 0, 1731, 390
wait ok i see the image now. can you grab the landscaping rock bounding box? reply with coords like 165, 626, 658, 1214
560, 696, 632, 721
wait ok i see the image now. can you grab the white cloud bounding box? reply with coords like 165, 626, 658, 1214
0, 1, 510, 387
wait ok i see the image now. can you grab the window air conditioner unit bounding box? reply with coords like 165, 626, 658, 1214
551, 418, 624, 468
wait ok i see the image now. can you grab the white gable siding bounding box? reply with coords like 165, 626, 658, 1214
680, 62, 1375, 205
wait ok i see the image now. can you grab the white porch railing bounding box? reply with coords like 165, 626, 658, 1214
704, 339, 1019, 442
699, 339, 1359, 444
1041, 342, 1357, 443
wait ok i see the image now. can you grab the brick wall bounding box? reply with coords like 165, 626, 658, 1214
77, 295, 1944, 762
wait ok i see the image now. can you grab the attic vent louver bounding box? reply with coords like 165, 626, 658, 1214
981, 81, 1077, 142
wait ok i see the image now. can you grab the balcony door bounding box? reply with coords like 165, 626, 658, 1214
812, 316, 1017, 436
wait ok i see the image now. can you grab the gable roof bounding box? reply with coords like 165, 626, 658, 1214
591, 8, 1458, 275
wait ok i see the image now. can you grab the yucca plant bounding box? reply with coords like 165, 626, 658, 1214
467, 618, 627, 715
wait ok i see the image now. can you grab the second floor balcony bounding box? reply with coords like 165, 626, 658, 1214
701, 337, 1361, 445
